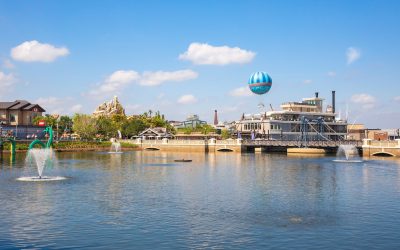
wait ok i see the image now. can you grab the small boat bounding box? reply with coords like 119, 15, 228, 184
174, 159, 192, 162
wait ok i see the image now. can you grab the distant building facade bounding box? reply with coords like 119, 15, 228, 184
171, 114, 207, 129
0, 100, 45, 126
234, 92, 347, 140
138, 127, 174, 139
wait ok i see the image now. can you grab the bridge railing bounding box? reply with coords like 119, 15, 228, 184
369, 141, 399, 147
122, 139, 363, 147
241, 139, 363, 147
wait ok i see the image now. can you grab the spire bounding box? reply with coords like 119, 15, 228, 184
214, 110, 218, 125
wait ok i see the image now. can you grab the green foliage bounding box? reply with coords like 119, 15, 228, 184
1, 141, 137, 151
177, 124, 216, 135
110, 114, 126, 130
95, 116, 117, 139
32, 115, 57, 127
59, 116, 73, 133
72, 114, 97, 140
221, 129, 232, 139
121, 119, 148, 138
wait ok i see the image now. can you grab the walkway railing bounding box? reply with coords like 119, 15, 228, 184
123, 139, 363, 147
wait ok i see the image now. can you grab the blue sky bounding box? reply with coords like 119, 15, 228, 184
0, 0, 399, 128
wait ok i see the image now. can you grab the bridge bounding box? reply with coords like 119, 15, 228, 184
123, 138, 363, 154
362, 139, 400, 157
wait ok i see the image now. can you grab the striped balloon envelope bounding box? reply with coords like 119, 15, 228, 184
248, 72, 272, 95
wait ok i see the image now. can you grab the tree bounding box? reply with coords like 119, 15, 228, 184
121, 119, 148, 138
58, 116, 73, 133
72, 114, 96, 140
95, 116, 117, 139
221, 129, 232, 139
201, 124, 216, 135
33, 115, 57, 127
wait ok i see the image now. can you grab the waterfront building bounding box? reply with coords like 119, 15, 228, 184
170, 114, 207, 129
234, 92, 348, 140
0, 100, 45, 126
138, 127, 174, 139
382, 129, 400, 140
347, 124, 367, 140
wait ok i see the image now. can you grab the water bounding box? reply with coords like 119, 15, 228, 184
26, 148, 55, 177
336, 144, 362, 162
109, 142, 121, 153
1, 151, 400, 249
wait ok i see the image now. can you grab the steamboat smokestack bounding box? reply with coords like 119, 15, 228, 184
315, 92, 319, 98
214, 110, 218, 126
332, 90, 336, 114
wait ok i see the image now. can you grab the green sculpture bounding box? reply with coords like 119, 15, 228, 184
28, 126, 53, 150
0, 136, 16, 163
8, 138, 16, 155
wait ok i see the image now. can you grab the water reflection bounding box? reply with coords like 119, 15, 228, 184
0, 151, 400, 249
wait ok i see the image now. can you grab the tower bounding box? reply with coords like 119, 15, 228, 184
214, 110, 218, 126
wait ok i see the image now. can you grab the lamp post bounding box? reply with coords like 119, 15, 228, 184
56, 116, 61, 142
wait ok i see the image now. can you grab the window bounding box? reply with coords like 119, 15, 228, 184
10, 114, 16, 123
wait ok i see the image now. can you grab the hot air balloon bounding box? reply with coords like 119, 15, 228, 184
248, 71, 272, 95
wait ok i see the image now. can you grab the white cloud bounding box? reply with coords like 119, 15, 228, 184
36, 96, 65, 106
394, 96, 400, 103
70, 104, 83, 113
2, 59, 15, 69
327, 71, 336, 77
89, 70, 140, 97
139, 69, 198, 86
351, 93, 376, 109
35, 96, 82, 114
303, 79, 312, 84
229, 87, 253, 97
88, 69, 197, 97
11, 40, 69, 63
0, 71, 16, 88
179, 42, 255, 65
346, 47, 361, 65
177, 94, 197, 104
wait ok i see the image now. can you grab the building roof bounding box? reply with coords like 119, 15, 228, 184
0, 100, 45, 112
139, 127, 173, 137
0, 102, 17, 109
9, 100, 30, 110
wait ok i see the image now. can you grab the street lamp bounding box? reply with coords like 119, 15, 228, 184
56, 116, 61, 141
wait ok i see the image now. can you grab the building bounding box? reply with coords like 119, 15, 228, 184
171, 114, 207, 129
347, 124, 366, 140
0, 100, 45, 126
234, 91, 348, 141
138, 127, 174, 139
382, 129, 400, 140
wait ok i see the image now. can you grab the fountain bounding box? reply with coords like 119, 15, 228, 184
333, 144, 363, 163
109, 138, 122, 154
17, 126, 66, 181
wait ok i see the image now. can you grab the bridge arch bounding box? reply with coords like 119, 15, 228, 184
144, 147, 161, 151
216, 148, 234, 152
372, 152, 395, 157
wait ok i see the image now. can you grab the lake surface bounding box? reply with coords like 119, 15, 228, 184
1, 151, 400, 249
